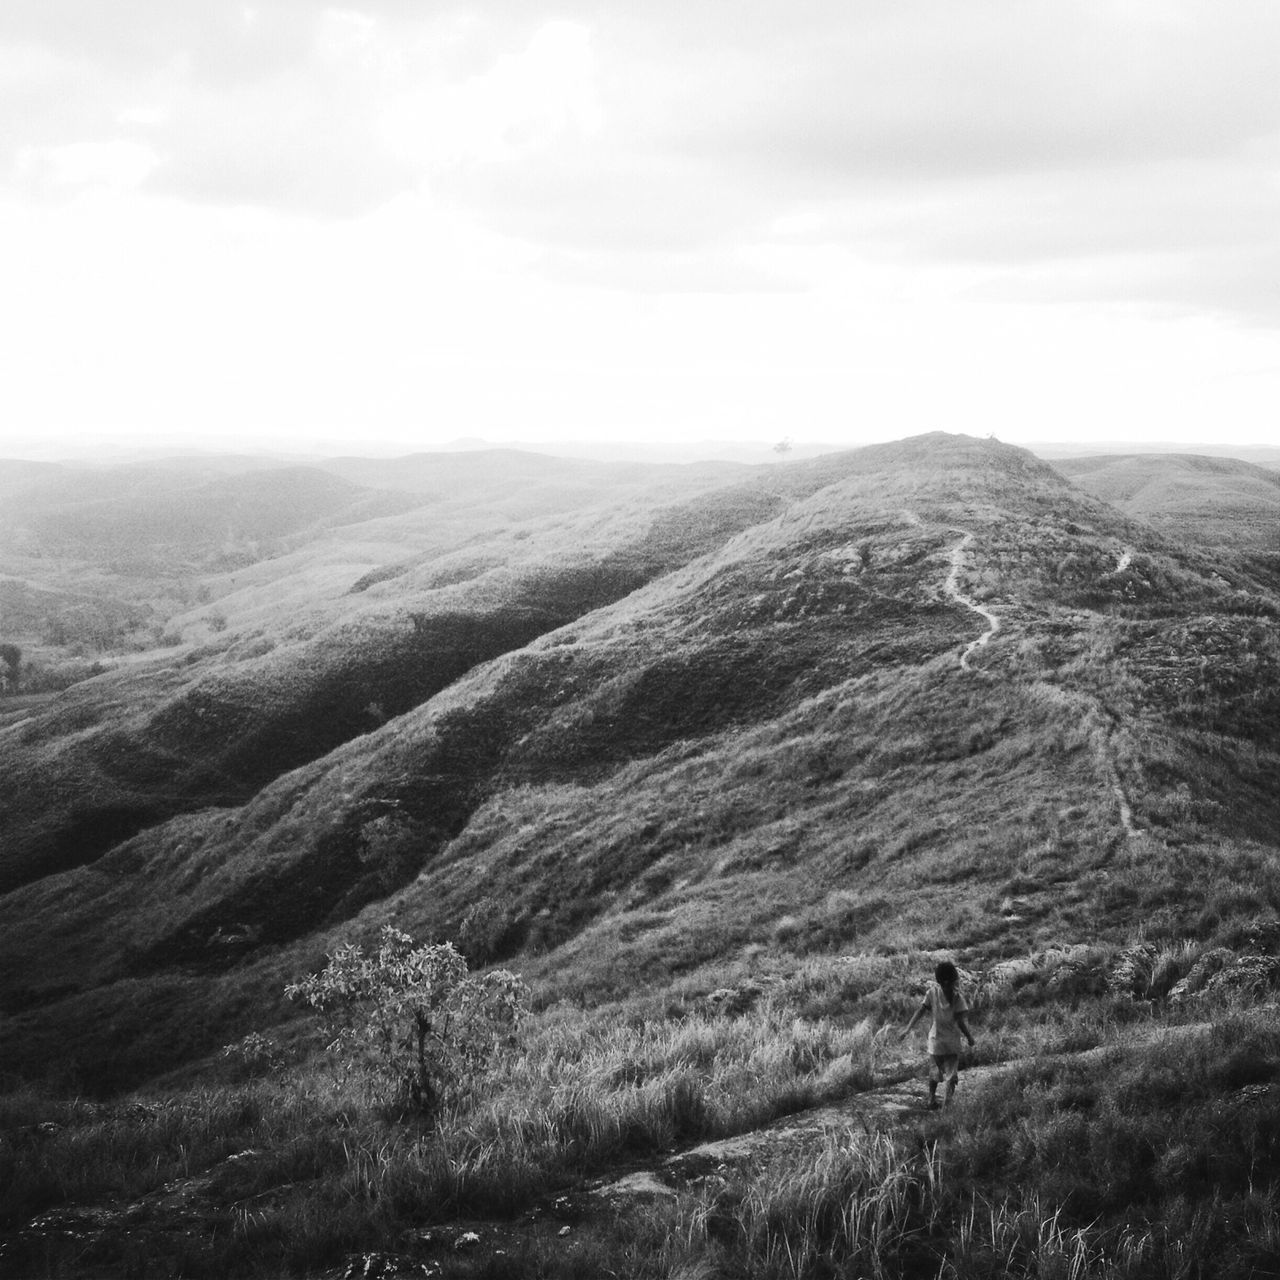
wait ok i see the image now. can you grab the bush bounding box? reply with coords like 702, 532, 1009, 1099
285, 926, 528, 1116
221, 1031, 286, 1079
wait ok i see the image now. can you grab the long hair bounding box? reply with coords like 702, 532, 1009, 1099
935, 960, 959, 1005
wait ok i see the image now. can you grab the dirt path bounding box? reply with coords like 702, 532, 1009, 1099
1109, 749, 1137, 836
943, 530, 1001, 670
936, 528, 1135, 834
594, 1019, 1215, 1204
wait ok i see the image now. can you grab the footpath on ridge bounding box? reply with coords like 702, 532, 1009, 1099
942, 527, 1001, 671
931, 517, 1138, 837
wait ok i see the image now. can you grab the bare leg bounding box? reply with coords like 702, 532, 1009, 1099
944, 1075, 958, 1107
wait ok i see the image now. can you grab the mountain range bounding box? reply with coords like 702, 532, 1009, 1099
0, 432, 1277, 1092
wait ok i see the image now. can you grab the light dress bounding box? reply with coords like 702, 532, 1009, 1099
925, 982, 969, 1056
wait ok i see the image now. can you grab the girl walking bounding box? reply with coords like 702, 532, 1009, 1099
901, 960, 975, 1109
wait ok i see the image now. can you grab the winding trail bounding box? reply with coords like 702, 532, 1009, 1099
943, 530, 1001, 671
933, 522, 1135, 835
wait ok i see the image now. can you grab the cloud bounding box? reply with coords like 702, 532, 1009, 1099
1, 0, 1279, 323
669, 2, 1280, 179
14, 138, 160, 192
417, 2, 1280, 319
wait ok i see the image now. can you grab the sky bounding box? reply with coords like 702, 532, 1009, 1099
2, 1, 1279, 460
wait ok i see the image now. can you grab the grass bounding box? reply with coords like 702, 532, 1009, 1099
653, 1015, 1280, 1280
0, 995, 886, 1276
6, 432, 1280, 1093
8, 942, 1280, 1276
4, 435, 1280, 1274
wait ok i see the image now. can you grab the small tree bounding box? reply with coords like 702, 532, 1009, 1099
285, 926, 528, 1115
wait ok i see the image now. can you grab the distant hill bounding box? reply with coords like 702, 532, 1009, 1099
0, 463, 429, 563
1057, 452, 1280, 554
319, 448, 603, 494
0, 433, 1277, 1091
317, 448, 750, 522
1033, 441, 1280, 470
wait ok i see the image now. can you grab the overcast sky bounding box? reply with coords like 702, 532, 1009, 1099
2, 1, 1279, 458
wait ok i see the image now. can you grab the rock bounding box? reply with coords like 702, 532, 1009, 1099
592, 1170, 677, 1202
342, 1254, 431, 1279
704, 982, 764, 1016
1168, 947, 1236, 1002
1201, 955, 1280, 1001
1106, 943, 1158, 998
1232, 1083, 1273, 1106
985, 956, 1039, 990
1169, 950, 1280, 1004
1045, 952, 1106, 996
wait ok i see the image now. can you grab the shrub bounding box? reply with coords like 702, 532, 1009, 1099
285, 927, 528, 1116
221, 1032, 286, 1079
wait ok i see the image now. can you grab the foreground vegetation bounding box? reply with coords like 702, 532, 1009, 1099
4, 935, 1279, 1277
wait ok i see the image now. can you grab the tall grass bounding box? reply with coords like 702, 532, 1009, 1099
0, 999, 884, 1276
7, 958, 1280, 1277
686, 1131, 941, 1279
672, 1017, 1280, 1279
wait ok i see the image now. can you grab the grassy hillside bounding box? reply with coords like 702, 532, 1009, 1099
1058, 451, 1280, 555
0, 456, 763, 891
1, 432, 1277, 1090
4, 432, 1280, 1277
0, 463, 428, 564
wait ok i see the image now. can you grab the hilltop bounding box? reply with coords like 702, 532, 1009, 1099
1, 432, 1277, 1092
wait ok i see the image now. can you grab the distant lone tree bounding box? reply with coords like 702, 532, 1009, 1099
773, 437, 793, 457
286, 926, 528, 1116
0, 642, 20, 692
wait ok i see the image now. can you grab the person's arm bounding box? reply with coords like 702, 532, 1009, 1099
900, 999, 929, 1040
955, 1011, 976, 1047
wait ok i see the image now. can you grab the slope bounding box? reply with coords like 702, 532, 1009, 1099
2, 433, 1277, 1092
0, 464, 429, 564
0, 456, 771, 891
1057, 451, 1280, 555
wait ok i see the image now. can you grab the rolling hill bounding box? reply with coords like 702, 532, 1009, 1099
1057, 451, 1280, 555
1, 432, 1277, 1093
0, 461, 431, 563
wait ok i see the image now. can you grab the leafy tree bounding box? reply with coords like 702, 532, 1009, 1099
285, 926, 528, 1115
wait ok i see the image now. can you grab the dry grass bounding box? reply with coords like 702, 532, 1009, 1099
7, 946, 1280, 1277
